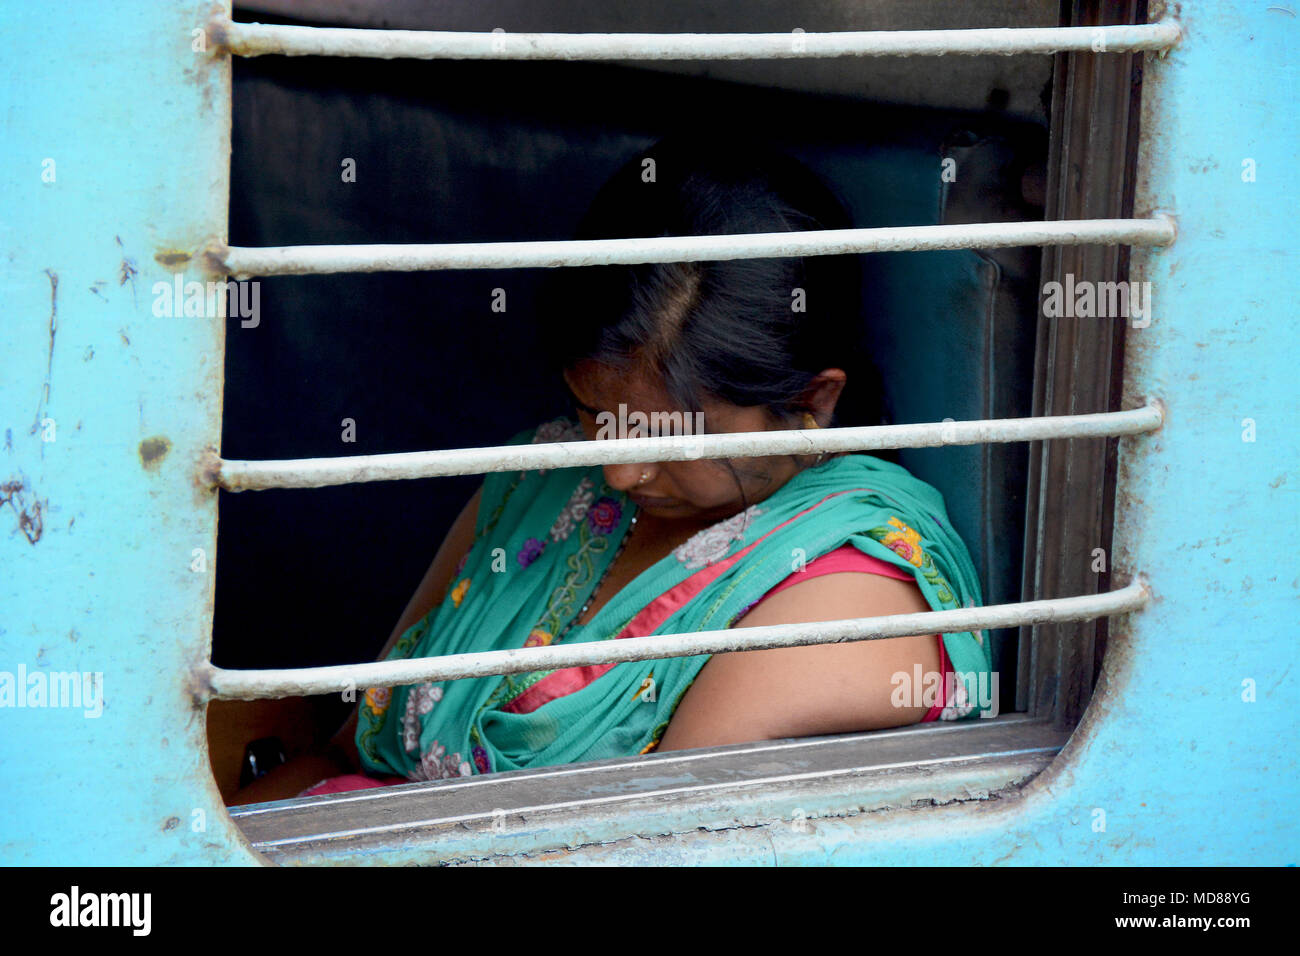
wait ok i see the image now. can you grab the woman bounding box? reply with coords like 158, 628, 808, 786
229, 135, 992, 804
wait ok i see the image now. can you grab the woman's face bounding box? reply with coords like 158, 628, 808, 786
563, 360, 807, 525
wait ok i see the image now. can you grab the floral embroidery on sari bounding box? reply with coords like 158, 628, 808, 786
364, 687, 391, 716
402, 682, 444, 753
490, 526, 613, 708
487, 483, 630, 711
587, 496, 623, 534
535, 496, 619, 637
866, 516, 957, 604
409, 739, 472, 781
672, 504, 765, 569
550, 477, 595, 542
358, 622, 428, 762
524, 628, 553, 647
469, 728, 491, 774
879, 517, 924, 566
517, 536, 546, 567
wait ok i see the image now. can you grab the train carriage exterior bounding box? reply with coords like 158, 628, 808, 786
1, 0, 1296, 866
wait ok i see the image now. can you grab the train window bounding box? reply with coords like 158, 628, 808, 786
207, 2, 1170, 863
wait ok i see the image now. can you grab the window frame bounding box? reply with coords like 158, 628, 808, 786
217, 0, 1153, 863
1017, 0, 1146, 726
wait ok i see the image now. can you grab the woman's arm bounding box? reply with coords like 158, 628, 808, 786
653, 573, 942, 752
328, 485, 484, 768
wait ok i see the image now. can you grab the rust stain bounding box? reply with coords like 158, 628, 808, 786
1, 478, 46, 545
196, 446, 223, 493
155, 250, 192, 268
116, 235, 139, 306
200, 245, 230, 277
530, 849, 572, 863
139, 436, 173, 470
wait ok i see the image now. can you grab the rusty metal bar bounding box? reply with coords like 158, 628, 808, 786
215, 218, 1176, 278
204, 579, 1149, 700
216, 18, 1181, 61
212, 404, 1164, 492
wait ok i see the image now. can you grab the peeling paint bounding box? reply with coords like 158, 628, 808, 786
116, 235, 138, 306
1, 477, 45, 544
155, 250, 192, 268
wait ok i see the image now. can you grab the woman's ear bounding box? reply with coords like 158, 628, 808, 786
801, 368, 848, 426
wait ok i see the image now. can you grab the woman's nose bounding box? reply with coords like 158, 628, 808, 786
603, 462, 654, 492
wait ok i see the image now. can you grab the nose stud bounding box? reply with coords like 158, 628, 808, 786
636, 471, 650, 486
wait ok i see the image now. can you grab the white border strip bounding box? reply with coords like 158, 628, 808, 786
215, 218, 1176, 278
217, 19, 1181, 61
212, 405, 1164, 492
204, 579, 1150, 700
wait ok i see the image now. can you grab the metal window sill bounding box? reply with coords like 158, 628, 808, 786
230, 713, 1066, 865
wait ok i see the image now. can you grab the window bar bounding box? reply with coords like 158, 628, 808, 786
213, 218, 1175, 279
213, 19, 1181, 61
203, 579, 1150, 701
211, 404, 1163, 492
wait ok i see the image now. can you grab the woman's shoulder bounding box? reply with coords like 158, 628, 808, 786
654, 569, 942, 750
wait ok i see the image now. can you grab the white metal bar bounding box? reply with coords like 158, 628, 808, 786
217, 19, 1181, 61
215, 218, 1176, 278
211, 404, 1164, 492
204, 579, 1150, 700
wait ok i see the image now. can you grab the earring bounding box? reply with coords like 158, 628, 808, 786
802, 412, 827, 465
637, 471, 650, 486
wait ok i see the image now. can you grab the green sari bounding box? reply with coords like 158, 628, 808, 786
357, 417, 993, 780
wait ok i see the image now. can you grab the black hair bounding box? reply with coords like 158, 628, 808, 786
539, 131, 889, 442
